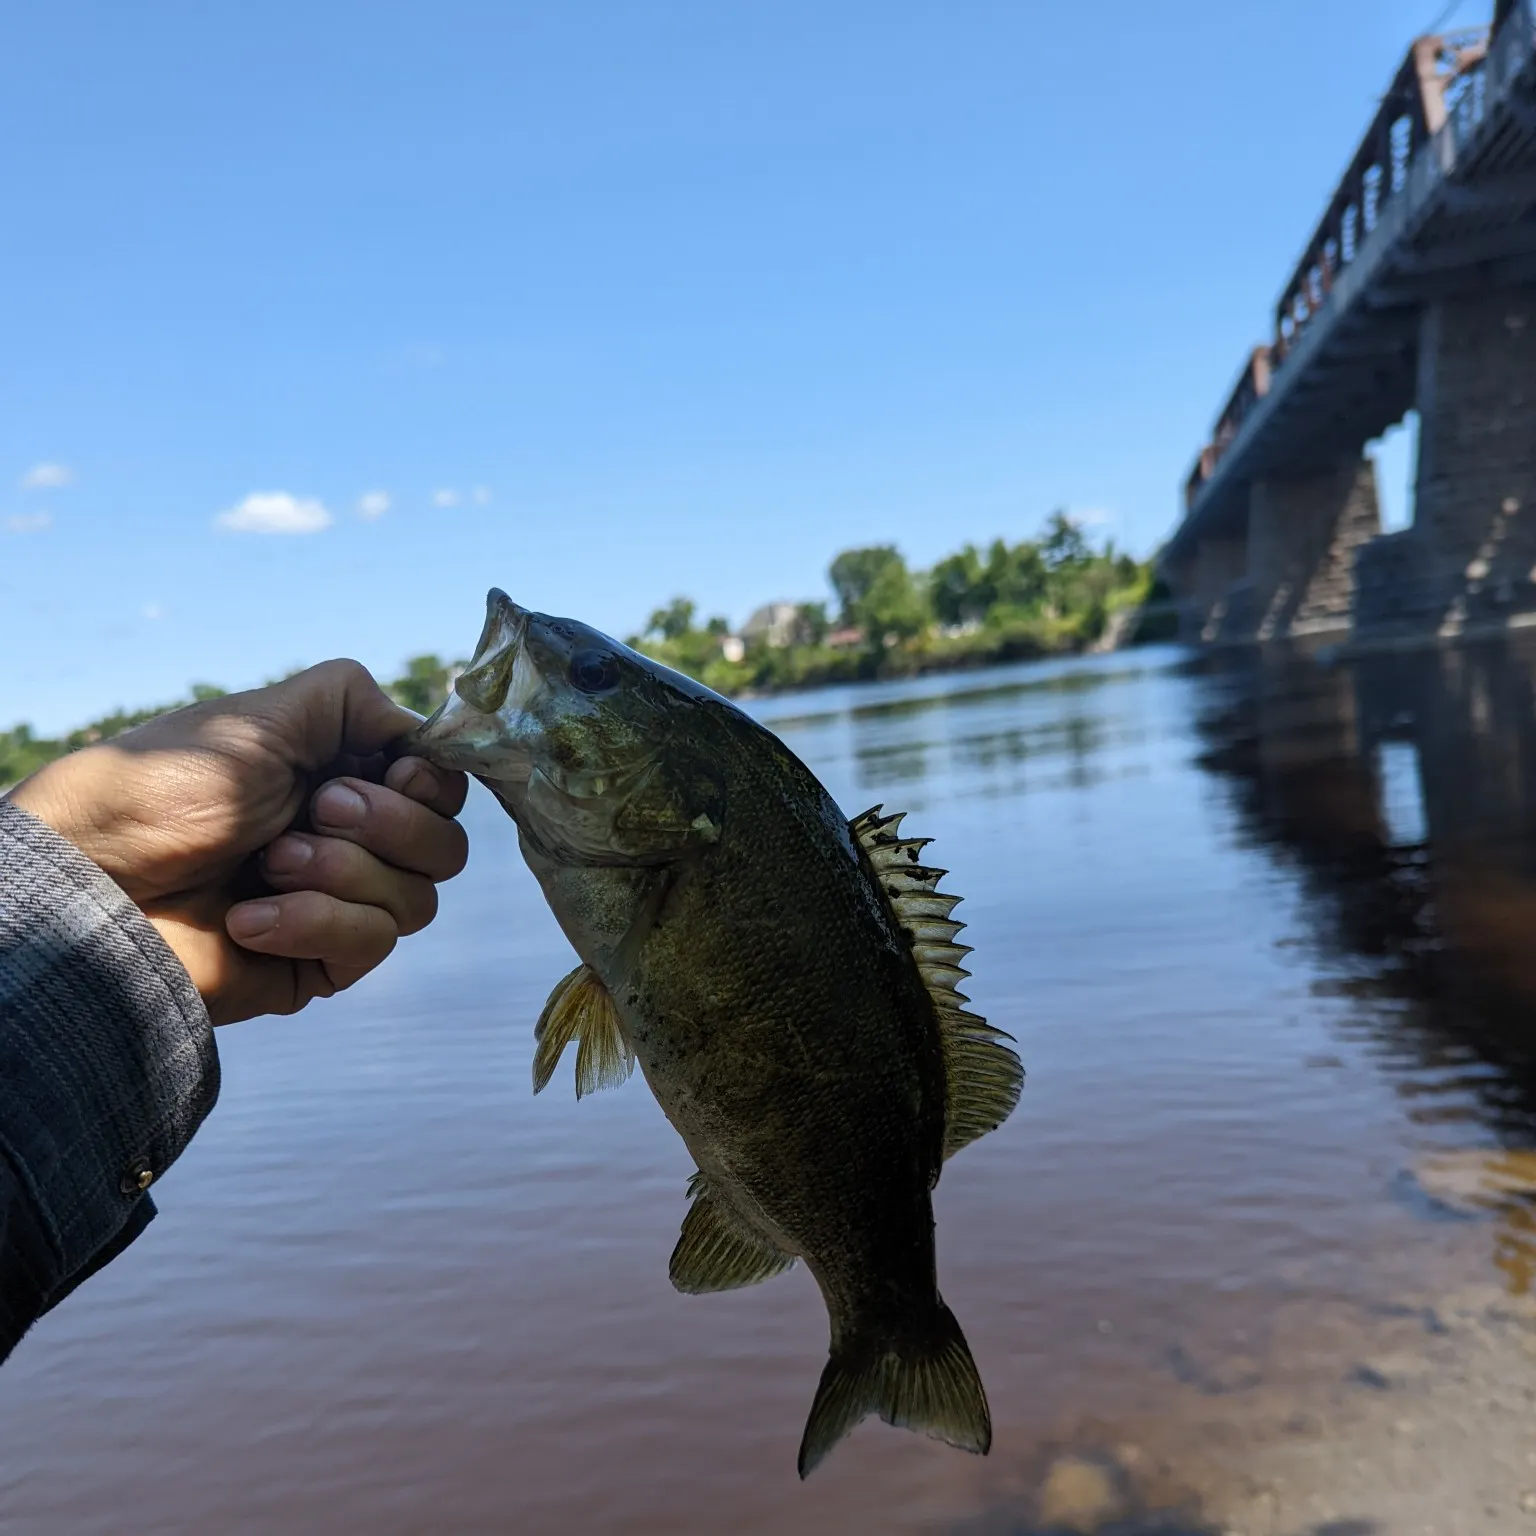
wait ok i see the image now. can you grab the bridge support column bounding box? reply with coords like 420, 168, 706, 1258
1414, 286, 1536, 631
1165, 536, 1248, 642
1247, 458, 1381, 640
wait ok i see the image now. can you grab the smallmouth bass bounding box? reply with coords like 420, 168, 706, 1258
412, 589, 1023, 1476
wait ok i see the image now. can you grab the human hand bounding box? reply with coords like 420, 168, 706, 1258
6, 661, 469, 1025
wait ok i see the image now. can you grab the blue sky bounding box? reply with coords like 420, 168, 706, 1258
1, 0, 1464, 733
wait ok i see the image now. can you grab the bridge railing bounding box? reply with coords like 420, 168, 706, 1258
1184, 347, 1270, 510
1270, 30, 1489, 367
1182, 1, 1536, 513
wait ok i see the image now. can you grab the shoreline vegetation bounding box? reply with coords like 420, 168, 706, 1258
2, 515, 1172, 787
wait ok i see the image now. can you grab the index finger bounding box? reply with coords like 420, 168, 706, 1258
266, 660, 421, 772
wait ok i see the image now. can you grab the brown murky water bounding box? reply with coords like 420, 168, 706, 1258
6, 640, 1536, 1532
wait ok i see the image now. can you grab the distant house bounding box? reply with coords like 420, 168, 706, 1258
741, 601, 801, 649
826, 626, 865, 649
720, 635, 746, 664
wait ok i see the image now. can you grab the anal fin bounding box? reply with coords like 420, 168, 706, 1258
532, 963, 635, 1099
669, 1172, 796, 1294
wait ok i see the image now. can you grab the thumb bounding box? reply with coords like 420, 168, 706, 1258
267, 659, 421, 771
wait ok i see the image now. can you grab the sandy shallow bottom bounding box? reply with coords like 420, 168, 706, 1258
968, 1257, 1536, 1535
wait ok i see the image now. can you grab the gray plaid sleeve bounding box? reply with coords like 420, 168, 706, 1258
0, 798, 219, 1360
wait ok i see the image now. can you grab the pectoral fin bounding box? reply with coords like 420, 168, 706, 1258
669, 1172, 796, 1294
532, 963, 635, 1099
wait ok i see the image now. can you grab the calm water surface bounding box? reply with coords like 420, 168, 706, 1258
6, 640, 1536, 1531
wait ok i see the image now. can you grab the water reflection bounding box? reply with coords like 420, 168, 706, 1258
758, 655, 1158, 804
1191, 636, 1536, 1294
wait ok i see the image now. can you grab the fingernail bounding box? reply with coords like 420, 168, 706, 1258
228, 902, 279, 940
314, 783, 367, 829
262, 834, 314, 875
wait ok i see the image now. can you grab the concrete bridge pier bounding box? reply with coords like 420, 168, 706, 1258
1248, 459, 1382, 640
1355, 287, 1536, 636
1413, 285, 1536, 632
1167, 536, 1247, 643
1166, 459, 1381, 644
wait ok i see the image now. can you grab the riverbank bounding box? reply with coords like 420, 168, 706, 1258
991, 1266, 1536, 1535
635, 600, 1175, 705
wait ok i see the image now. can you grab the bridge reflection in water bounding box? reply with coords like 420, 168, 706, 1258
1194, 636, 1536, 1294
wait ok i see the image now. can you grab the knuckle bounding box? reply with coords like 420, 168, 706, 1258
300, 657, 377, 705
309, 835, 364, 887
441, 772, 470, 815
399, 878, 439, 935
348, 900, 397, 952
329, 657, 372, 689
438, 821, 471, 879
294, 888, 341, 939
358, 920, 399, 968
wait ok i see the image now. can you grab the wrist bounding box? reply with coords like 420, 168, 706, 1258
6, 753, 120, 878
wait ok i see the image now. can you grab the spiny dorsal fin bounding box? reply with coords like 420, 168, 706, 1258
851, 805, 1024, 1160
532, 963, 635, 1099
669, 1172, 796, 1294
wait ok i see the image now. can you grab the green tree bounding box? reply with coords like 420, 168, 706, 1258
389, 654, 452, 716
988, 538, 1047, 612
792, 601, 830, 646
647, 597, 697, 642
861, 558, 929, 641
1041, 511, 1090, 571
829, 546, 904, 627
930, 544, 998, 626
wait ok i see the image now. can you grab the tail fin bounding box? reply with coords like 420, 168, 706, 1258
796, 1302, 992, 1478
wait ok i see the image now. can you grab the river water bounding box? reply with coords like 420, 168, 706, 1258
6, 640, 1536, 1532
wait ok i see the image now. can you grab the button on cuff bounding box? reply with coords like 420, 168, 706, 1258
119, 1159, 154, 1195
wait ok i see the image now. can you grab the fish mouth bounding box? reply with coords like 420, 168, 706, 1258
408, 587, 537, 774
455, 587, 530, 713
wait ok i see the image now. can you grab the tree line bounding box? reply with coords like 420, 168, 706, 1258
630, 512, 1165, 695
1, 515, 1168, 785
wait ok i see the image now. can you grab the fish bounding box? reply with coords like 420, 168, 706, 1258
410, 588, 1024, 1476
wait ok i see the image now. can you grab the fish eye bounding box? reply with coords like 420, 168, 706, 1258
569, 648, 619, 694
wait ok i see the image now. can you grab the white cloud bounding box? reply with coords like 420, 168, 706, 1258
356, 490, 391, 520
1070, 507, 1117, 528
5, 511, 51, 534
432, 488, 460, 508
142, 602, 165, 621
216, 491, 333, 535
471, 485, 492, 506
21, 462, 73, 489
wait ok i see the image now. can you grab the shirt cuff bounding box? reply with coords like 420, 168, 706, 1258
0, 798, 219, 1302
